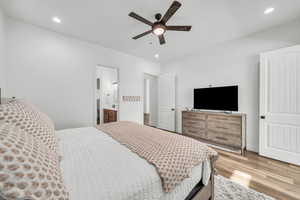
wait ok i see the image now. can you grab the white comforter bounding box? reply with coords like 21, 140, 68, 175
57, 127, 211, 200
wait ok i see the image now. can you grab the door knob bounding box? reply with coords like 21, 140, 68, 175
260, 116, 266, 119
171, 108, 175, 111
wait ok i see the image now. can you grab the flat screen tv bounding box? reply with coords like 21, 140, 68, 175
194, 86, 238, 111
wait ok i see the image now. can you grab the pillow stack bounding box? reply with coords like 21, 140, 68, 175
0, 100, 69, 200
0, 100, 58, 153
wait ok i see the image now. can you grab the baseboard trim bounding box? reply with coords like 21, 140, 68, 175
246, 144, 258, 153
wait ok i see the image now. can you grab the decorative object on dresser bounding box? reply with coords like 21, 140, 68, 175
103, 109, 117, 123
182, 111, 246, 155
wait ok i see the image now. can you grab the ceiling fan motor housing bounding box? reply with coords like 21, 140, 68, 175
152, 22, 166, 35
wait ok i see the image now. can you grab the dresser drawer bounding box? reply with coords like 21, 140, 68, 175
182, 112, 206, 121
183, 119, 206, 129
207, 121, 241, 135
207, 114, 241, 124
183, 126, 206, 139
207, 131, 241, 148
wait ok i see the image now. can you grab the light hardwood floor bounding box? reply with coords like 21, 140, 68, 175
215, 149, 300, 200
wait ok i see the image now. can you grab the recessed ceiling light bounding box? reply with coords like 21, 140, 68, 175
264, 7, 275, 15
52, 17, 61, 23
154, 54, 159, 59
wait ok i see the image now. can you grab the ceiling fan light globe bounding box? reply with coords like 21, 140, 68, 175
153, 27, 165, 36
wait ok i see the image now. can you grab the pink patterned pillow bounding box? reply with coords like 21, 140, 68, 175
0, 100, 58, 154
0, 122, 69, 199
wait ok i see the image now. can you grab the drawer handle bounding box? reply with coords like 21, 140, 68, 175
215, 136, 228, 141
214, 117, 228, 120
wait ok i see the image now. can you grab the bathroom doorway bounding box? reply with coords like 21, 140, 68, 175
95, 65, 119, 125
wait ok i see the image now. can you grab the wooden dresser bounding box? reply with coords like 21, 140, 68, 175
182, 111, 246, 155
103, 109, 117, 123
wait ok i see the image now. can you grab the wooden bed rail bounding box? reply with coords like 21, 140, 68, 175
210, 154, 219, 200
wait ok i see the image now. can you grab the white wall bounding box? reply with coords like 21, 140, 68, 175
161, 19, 300, 152
6, 18, 160, 129
0, 8, 6, 97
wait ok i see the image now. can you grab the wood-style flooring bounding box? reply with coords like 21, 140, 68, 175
215, 149, 300, 200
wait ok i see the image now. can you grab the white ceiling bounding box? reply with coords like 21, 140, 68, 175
1, 0, 300, 63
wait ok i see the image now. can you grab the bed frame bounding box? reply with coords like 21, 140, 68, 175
185, 154, 218, 200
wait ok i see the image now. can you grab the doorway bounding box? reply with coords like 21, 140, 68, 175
143, 73, 176, 132
143, 73, 158, 127
95, 66, 119, 125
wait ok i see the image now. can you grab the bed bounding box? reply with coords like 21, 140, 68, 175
57, 127, 218, 200
0, 99, 218, 200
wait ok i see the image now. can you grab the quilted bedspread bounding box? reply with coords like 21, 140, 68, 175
57, 127, 212, 200
98, 121, 217, 192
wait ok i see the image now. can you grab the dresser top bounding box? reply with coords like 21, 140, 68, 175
182, 110, 246, 117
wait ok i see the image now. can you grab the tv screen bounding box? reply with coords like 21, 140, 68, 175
194, 86, 238, 111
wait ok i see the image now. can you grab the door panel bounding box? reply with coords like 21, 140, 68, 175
158, 74, 176, 132
260, 46, 300, 165
268, 55, 299, 114
267, 124, 300, 153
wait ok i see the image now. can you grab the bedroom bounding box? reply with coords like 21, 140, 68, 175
0, 0, 300, 200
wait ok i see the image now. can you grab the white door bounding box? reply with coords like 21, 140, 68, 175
260, 46, 300, 166
158, 74, 176, 132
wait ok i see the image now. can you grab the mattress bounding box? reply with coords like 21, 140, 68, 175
57, 127, 211, 200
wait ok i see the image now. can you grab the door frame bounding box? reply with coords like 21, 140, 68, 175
259, 54, 267, 156
93, 65, 120, 126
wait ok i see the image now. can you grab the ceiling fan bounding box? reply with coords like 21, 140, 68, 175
129, 1, 192, 45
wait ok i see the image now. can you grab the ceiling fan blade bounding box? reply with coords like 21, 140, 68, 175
132, 30, 152, 40
129, 12, 153, 26
166, 26, 192, 31
161, 1, 182, 24
159, 35, 166, 45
